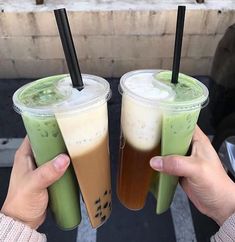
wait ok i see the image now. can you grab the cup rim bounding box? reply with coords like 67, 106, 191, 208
13, 74, 111, 117
119, 69, 209, 111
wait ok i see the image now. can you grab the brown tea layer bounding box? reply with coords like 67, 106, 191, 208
72, 135, 112, 228
117, 136, 160, 210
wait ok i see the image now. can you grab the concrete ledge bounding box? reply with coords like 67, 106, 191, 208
0, 0, 234, 78
1, 0, 235, 12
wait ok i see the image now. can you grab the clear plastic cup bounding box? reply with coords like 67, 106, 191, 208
55, 74, 112, 228
117, 70, 174, 210
13, 74, 81, 230
155, 71, 208, 213
13, 73, 112, 229
117, 69, 208, 213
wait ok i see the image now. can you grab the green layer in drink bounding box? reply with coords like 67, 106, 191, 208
153, 71, 208, 214
13, 75, 81, 230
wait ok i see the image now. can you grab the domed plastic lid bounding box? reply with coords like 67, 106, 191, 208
13, 74, 111, 116
119, 69, 209, 111
120, 69, 176, 106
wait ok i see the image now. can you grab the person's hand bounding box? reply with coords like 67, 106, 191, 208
150, 126, 235, 226
1, 137, 70, 229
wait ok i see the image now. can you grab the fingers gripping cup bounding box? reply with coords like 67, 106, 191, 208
117, 70, 175, 210
55, 74, 112, 228
154, 71, 209, 214
13, 75, 81, 230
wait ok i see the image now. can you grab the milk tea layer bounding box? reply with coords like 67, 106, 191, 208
117, 71, 174, 210
56, 77, 111, 228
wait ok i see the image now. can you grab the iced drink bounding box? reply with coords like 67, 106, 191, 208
55, 74, 112, 228
117, 70, 175, 210
117, 70, 208, 212
13, 75, 81, 230
153, 71, 208, 214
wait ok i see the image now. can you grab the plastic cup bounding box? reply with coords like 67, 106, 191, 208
117, 69, 208, 213
151, 71, 209, 214
117, 70, 175, 210
55, 74, 112, 228
13, 75, 81, 230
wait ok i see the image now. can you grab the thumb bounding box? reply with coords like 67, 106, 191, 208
150, 155, 196, 177
30, 154, 70, 190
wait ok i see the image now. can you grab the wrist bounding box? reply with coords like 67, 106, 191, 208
1, 202, 41, 229
213, 181, 235, 226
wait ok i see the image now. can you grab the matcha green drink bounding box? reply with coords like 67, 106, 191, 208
153, 71, 208, 214
13, 75, 81, 230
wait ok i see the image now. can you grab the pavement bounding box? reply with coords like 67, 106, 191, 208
0, 76, 219, 242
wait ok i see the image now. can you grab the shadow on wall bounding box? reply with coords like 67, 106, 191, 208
209, 23, 235, 129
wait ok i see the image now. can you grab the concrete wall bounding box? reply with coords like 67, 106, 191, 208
0, 0, 235, 78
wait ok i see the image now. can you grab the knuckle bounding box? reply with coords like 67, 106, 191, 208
172, 157, 181, 173
37, 164, 59, 185
36, 169, 48, 182
164, 156, 181, 174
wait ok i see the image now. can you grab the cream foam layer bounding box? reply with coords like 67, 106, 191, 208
55, 75, 109, 156
55, 76, 108, 112
121, 95, 162, 151
56, 102, 108, 156
124, 73, 174, 101
121, 72, 174, 151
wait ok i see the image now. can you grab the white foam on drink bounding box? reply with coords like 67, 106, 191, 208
57, 76, 107, 109
55, 76, 109, 156
124, 73, 173, 100
121, 72, 173, 151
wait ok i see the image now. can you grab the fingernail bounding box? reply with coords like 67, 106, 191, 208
53, 154, 70, 171
150, 157, 163, 171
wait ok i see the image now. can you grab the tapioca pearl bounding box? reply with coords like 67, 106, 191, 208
103, 202, 108, 209
95, 198, 101, 204
101, 216, 106, 222
96, 205, 102, 211
104, 190, 108, 196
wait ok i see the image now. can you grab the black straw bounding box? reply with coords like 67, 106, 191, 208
54, 8, 84, 90
171, 6, 186, 84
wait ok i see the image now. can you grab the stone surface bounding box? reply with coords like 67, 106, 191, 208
13, 59, 65, 78
77, 200, 97, 242
187, 34, 223, 58
171, 186, 197, 242
0, 0, 234, 78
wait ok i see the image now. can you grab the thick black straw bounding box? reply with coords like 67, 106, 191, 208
54, 8, 84, 90
171, 6, 186, 84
